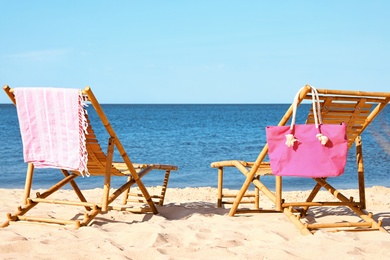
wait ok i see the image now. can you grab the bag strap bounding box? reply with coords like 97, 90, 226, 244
290, 85, 322, 129
285, 85, 329, 147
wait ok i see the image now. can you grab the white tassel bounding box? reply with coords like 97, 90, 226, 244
285, 134, 297, 147
316, 133, 329, 145
78, 91, 90, 177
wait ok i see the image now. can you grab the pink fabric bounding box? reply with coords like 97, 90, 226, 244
266, 86, 348, 178
14, 88, 89, 176
266, 123, 348, 178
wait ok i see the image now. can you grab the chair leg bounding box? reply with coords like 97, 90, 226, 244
314, 178, 385, 231
122, 169, 171, 207
275, 176, 282, 212
122, 176, 132, 205
23, 163, 34, 205
356, 136, 366, 209
61, 170, 91, 211
283, 207, 313, 235
102, 137, 115, 212
158, 170, 171, 206
1, 174, 79, 228
131, 175, 158, 213
229, 170, 256, 216
254, 176, 260, 209
217, 167, 223, 208
107, 170, 158, 213
283, 178, 386, 234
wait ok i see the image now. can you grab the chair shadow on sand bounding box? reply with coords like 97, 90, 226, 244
79, 200, 390, 234
157, 202, 229, 221
66, 202, 229, 227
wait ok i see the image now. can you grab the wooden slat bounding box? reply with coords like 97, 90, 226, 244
307, 222, 374, 230
306, 117, 367, 124
31, 198, 97, 207
16, 216, 81, 227
282, 201, 360, 207
303, 98, 374, 150
308, 87, 390, 98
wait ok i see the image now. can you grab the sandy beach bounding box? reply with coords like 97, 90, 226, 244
1, 186, 390, 259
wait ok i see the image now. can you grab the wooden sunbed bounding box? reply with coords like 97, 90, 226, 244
211, 85, 390, 235
1, 85, 178, 228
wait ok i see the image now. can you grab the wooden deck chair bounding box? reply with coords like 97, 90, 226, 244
1, 85, 178, 229
211, 84, 390, 235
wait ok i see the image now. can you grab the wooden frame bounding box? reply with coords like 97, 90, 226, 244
1, 85, 178, 229
211, 84, 390, 235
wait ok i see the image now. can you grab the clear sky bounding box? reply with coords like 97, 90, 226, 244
1, 1, 389, 104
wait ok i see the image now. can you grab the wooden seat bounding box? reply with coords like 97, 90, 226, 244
211, 85, 390, 235
1, 85, 178, 229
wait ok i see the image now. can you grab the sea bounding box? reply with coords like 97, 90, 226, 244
1, 103, 389, 192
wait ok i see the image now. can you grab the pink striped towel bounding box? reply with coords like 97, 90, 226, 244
14, 88, 89, 176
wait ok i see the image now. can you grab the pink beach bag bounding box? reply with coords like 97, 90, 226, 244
266, 86, 348, 178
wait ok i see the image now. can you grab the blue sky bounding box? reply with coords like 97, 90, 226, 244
1, 1, 389, 103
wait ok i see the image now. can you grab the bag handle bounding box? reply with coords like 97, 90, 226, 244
285, 86, 329, 147
290, 86, 322, 128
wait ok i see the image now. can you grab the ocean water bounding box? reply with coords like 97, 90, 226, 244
0, 103, 389, 191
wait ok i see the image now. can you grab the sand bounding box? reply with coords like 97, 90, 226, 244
1, 186, 390, 260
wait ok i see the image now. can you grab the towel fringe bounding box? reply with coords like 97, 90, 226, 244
78, 91, 90, 177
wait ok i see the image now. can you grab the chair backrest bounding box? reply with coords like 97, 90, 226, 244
80, 117, 124, 176
2, 85, 133, 177
251, 85, 390, 171
81, 87, 140, 178
305, 88, 390, 148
